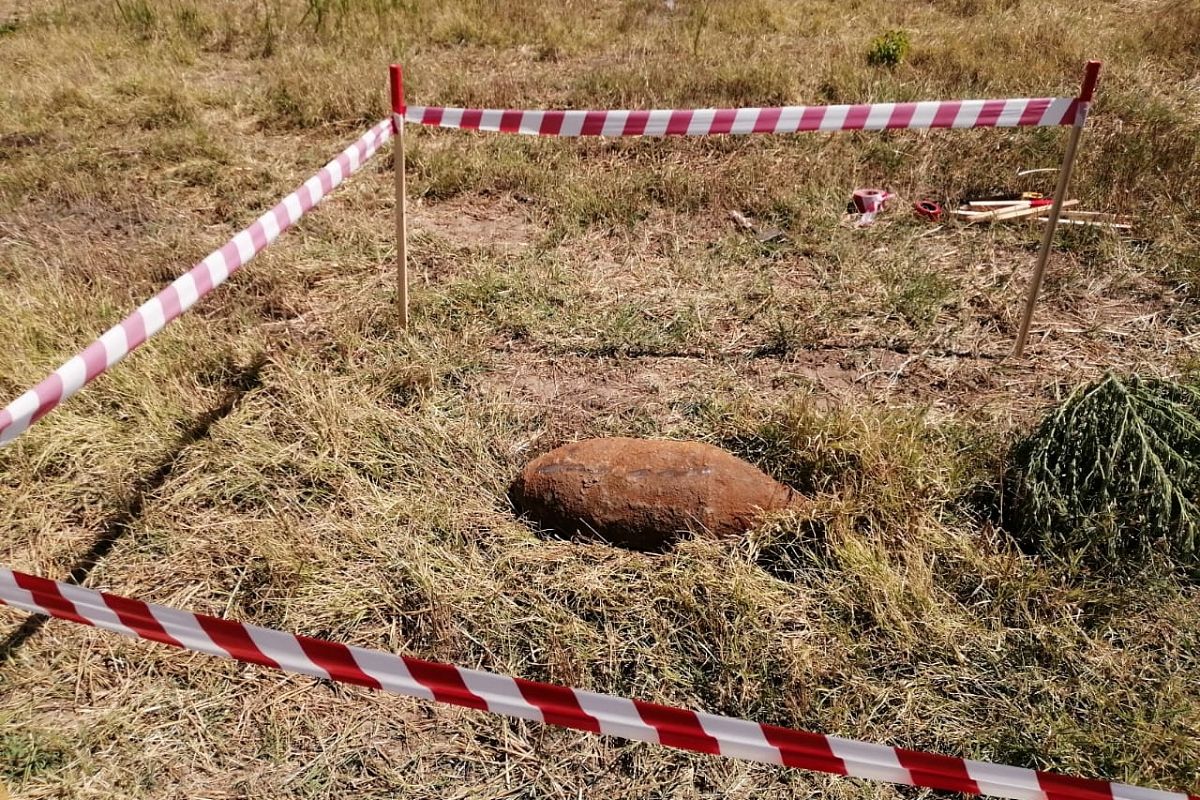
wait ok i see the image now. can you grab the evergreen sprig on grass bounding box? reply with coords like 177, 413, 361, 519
1010, 374, 1200, 565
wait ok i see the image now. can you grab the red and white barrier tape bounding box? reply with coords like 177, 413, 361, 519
0, 91, 1095, 448
0, 565, 1191, 800
399, 97, 1082, 137
0, 118, 395, 448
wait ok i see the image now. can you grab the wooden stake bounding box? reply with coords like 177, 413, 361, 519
967, 200, 1036, 209
1037, 217, 1132, 231
1060, 210, 1130, 223
1012, 60, 1102, 358
390, 64, 409, 330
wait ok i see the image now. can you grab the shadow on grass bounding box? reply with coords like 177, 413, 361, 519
0, 355, 265, 663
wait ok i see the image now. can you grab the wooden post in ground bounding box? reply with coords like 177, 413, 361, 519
1012, 60, 1102, 358
390, 64, 409, 330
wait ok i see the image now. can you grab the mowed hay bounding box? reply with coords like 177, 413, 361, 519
3, 0, 1200, 797
1008, 374, 1200, 566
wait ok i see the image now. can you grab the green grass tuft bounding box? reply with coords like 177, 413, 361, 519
867, 30, 911, 67
0, 725, 70, 782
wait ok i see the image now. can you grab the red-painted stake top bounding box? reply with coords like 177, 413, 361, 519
1079, 61, 1102, 102
390, 63, 405, 112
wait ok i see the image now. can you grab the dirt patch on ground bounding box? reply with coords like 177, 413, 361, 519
474, 309, 1197, 436
472, 347, 914, 440
410, 195, 540, 253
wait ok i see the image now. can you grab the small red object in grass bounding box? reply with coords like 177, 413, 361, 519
851, 188, 892, 226
913, 200, 942, 221
852, 188, 891, 214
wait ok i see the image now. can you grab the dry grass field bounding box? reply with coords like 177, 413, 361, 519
2, 0, 1200, 797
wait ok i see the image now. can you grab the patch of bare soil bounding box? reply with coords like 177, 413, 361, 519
474, 297, 1198, 436
320, 195, 1200, 432
0, 1, 21, 25
410, 195, 539, 253
471, 348, 914, 441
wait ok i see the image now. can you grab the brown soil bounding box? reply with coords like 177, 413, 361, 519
411, 195, 539, 253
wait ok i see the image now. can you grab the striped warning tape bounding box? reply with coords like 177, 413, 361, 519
0, 117, 395, 448
398, 96, 1082, 137
0, 565, 1192, 800
0, 88, 1094, 448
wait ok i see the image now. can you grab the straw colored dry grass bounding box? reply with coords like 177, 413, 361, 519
2, 0, 1200, 798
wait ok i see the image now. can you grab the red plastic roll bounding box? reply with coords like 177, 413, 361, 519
913, 200, 942, 221
852, 188, 891, 214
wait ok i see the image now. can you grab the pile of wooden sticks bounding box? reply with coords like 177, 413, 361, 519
953, 197, 1131, 230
